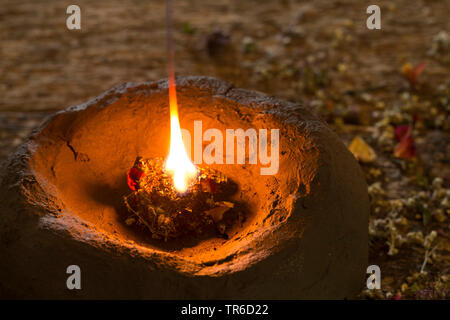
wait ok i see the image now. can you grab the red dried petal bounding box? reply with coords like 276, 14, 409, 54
390, 293, 402, 300
414, 62, 426, 79
403, 62, 426, 86
394, 125, 417, 159
394, 136, 417, 159
395, 124, 410, 142
127, 167, 145, 191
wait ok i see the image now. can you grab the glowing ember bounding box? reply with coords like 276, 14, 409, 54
165, 77, 197, 192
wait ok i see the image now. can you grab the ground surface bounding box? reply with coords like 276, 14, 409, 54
0, 0, 449, 299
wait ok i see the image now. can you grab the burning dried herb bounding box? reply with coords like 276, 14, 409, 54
123, 157, 242, 241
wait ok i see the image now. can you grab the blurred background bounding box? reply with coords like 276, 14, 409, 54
0, 0, 449, 299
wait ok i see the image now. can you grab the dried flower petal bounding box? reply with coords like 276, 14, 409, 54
127, 167, 145, 191
394, 124, 417, 159
401, 62, 426, 87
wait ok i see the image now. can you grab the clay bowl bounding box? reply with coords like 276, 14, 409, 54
0, 76, 369, 299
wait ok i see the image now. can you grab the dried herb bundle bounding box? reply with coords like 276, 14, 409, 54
123, 157, 242, 241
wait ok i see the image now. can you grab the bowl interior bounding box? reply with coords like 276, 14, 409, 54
31, 88, 305, 266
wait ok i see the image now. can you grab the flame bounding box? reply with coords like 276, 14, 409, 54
165, 78, 197, 192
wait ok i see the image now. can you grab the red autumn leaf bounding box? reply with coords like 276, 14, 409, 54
394, 124, 417, 159
127, 167, 145, 191
401, 62, 426, 87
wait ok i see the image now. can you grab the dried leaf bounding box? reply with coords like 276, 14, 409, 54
217, 201, 234, 208
349, 136, 376, 163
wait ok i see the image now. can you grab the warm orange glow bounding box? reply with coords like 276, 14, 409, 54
165, 79, 197, 193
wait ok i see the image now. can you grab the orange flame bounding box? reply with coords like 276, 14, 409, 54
165, 77, 197, 193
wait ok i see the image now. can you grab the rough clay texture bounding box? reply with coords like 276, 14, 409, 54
0, 76, 369, 299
